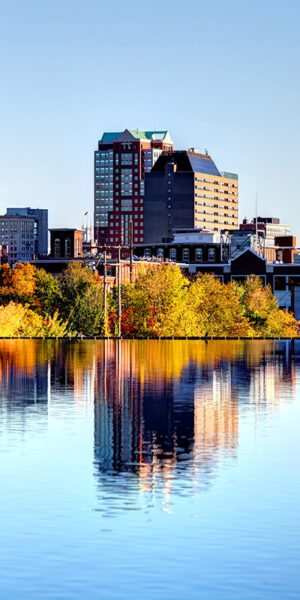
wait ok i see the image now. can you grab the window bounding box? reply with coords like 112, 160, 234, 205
54, 238, 61, 257
275, 276, 286, 291
195, 248, 203, 261
169, 248, 177, 261
157, 248, 164, 258
65, 238, 71, 257
144, 248, 151, 258
182, 248, 189, 262
208, 248, 215, 262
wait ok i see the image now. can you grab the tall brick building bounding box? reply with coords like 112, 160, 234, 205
94, 129, 173, 247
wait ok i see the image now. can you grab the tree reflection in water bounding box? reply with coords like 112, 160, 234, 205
0, 339, 296, 513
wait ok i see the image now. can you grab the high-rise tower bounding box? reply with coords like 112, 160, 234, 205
94, 129, 173, 247
144, 150, 239, 242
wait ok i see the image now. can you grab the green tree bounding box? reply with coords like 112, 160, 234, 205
59, 263, 104, 335
34, 268, 61, 316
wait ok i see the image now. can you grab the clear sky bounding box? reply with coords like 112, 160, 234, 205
0, 0, 299, 237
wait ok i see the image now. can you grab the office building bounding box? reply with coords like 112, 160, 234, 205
6, 207, 48, 256
144, 150, 239, 243
0, 214, 35, 265
94, 129, 173, 247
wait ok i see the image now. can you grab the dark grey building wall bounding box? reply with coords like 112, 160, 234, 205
144, 164, 195, 243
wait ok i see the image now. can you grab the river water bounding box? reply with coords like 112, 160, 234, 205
0, 339, 299, 599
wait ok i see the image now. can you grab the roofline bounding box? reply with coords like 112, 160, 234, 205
229, 247, 267, 265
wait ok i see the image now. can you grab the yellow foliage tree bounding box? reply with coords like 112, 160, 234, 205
10, 263, 37, 301
120, 264, 196, 337
240, 276, 299, 337
0, 302, 67, 337
187, 274, 253, 336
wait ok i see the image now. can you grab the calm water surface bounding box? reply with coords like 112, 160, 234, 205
0, 339, 299, 599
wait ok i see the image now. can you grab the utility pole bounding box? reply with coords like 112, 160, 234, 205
103, 246, 108, 336
117, 245, 121, 338
255, 192, 258, 253
129, 220, 133, 283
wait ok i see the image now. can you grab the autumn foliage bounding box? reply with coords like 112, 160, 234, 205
0, 262, 298, 338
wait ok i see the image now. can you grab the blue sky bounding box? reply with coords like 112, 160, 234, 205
0, 0, 299, 236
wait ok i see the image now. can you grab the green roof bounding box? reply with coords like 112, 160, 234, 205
100, 132, 122, 142
100, 129, 172, 143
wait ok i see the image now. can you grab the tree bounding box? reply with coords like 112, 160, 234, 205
0, 302, 67, 337
119, 264, 195, 337
240, 276, 299, 337
0, 264, 13, 301
10, 263, 37, 303
59, 263, 104, 335
187, 273, 253, 337
34, 268, 61, 316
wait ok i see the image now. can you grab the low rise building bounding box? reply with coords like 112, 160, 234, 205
49, 229, 83, 259
134, 228, 229, 264
0, 214, 35, 265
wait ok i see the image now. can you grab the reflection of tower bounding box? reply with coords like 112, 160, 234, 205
94, 340, 143, 473
194, 364, 239, 460
0, 354, 49, 407
244, 341, 295, 409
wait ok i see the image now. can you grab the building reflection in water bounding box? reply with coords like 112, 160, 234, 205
93, 340, 296, 508
0, 339, 297, 507
0, 340, 49, 407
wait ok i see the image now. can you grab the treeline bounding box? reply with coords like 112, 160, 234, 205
0, 262, 298, 338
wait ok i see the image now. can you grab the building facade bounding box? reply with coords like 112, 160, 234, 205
94, 129, 173, 248
6, 207, 48, 256
0, 215, 35, 265
144, 150, 239, 243
134, 228, 227, 263
49, 229, 83, 259
134, 227, 295, 265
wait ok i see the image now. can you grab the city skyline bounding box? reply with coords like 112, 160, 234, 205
0, 1, 299, 237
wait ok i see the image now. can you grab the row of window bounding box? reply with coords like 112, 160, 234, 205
110, 237, 144, 243
143, 247, 217, 262
195, 201, 238, 210
195, 177, 238, 188
195, 192, 238, 202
